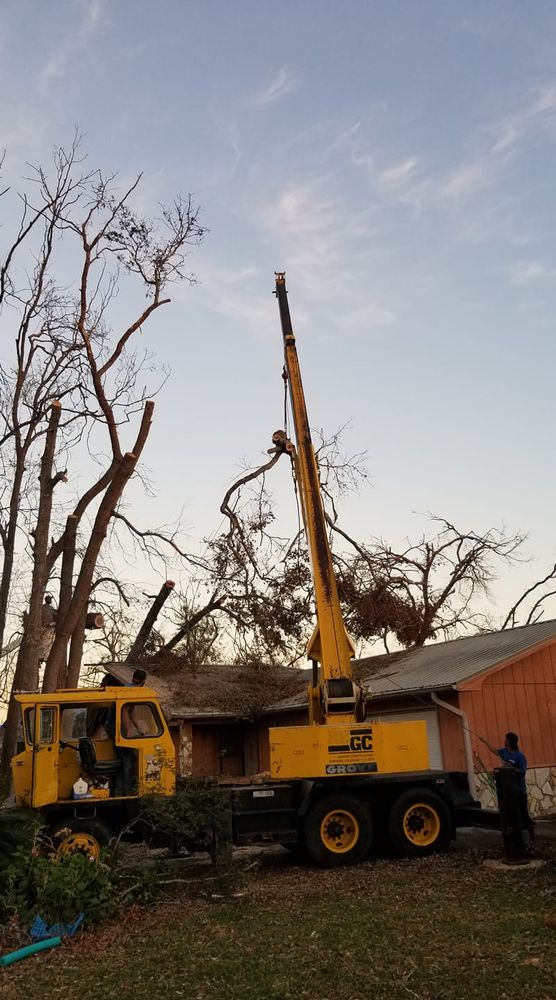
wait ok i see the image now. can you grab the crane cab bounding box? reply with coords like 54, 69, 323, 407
11, 686, 176, 810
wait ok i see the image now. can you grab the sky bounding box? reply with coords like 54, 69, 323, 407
2, 0, 556, 624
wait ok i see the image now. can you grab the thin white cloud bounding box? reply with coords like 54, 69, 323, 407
491, 85, 556, 154
376, 157, 419, 193
261, 182, 345, 283
437, 159, 491, 201
173, 262, 275, 340
508, 260, 556, 286
260, 180, 396, 327
249, 67, 296, 107
344, 82, 556, 222
37, 0, 108, 96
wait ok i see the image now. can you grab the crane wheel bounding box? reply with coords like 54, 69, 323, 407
387, 788, 451, 857
50, 818, 112, 862
303, 793, 372, 867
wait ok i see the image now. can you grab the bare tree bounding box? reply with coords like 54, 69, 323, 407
0, 140, 206, 786
333, 516, 525, 649
502, 562, 556, 629
0, 141, 89, 657
115, 433, 531, 666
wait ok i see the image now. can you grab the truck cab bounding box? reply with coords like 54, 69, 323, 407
11, 687, 176, 856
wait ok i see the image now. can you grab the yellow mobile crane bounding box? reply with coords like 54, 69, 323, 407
268, 274, 429, 787
10, 273, 482, 866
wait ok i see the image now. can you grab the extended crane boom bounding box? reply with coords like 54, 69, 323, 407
274, 272, 364, 724
269, 274, 429, 782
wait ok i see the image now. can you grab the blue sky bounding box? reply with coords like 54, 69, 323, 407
2, 1, 556, 619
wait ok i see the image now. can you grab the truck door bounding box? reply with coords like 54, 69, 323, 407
31, 705, 59, 807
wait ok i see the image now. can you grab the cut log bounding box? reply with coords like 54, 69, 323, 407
125, 579, 175, 662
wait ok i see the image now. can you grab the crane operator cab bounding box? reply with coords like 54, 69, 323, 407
11, 686, 176, 811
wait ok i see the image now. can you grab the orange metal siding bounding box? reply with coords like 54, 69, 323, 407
459, 643, 556, 767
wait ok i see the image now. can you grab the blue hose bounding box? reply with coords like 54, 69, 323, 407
0, 936, 61, 967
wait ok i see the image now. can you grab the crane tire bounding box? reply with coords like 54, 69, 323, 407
387, 787, 451, 857
50, 817, 113, 862
303, 793, 372, 867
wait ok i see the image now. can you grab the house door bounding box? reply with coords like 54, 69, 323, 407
219, 725, 244, 777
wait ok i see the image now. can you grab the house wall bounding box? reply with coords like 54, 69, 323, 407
460, 643, 556, 765
191, 726, 220, 777
169, 724, 181, 772
179, 722, 193, 775
184, 722, 247, 778
460, 642, 556, 817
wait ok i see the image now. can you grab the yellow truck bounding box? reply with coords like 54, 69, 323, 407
9, 274, 483, 866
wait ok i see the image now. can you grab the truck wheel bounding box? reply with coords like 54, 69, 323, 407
303, 794, 372, 867
50, 818, 112, 862
388, 788, 451, 857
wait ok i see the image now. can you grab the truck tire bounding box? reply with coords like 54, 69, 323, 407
387, 788, 451, 858
50, 817, 113, 862
302, 793, 372, 867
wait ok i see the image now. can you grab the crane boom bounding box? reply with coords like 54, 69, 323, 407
274, 272, 364, 724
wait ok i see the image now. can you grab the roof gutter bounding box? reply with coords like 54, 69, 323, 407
430, 692, 478, 799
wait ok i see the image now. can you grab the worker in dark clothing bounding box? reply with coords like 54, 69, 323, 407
480, 731, 535, 838
39, 594, 57, 664
41, 594, 57, 627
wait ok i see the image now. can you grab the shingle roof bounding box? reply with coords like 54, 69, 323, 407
98, 660, 306, 720
99, 619, 556, 718
268, 618, 556, 712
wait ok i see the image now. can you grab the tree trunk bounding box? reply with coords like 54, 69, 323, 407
65, 607, 88, 688
0, 459, 26, 655
162, 595, 225, 654
43, 400, 154, 691
0, 404, 62, 794
125, 579, 175, 662
0, 637, 27, 795
42, 451, 141, 691
56, 514, 78, 686
24, 402, 62, 681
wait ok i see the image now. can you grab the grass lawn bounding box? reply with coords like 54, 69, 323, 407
1, 844, 555, 1000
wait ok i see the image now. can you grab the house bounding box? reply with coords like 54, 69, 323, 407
103, 660, 306, 780
107, 618, 556, 817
